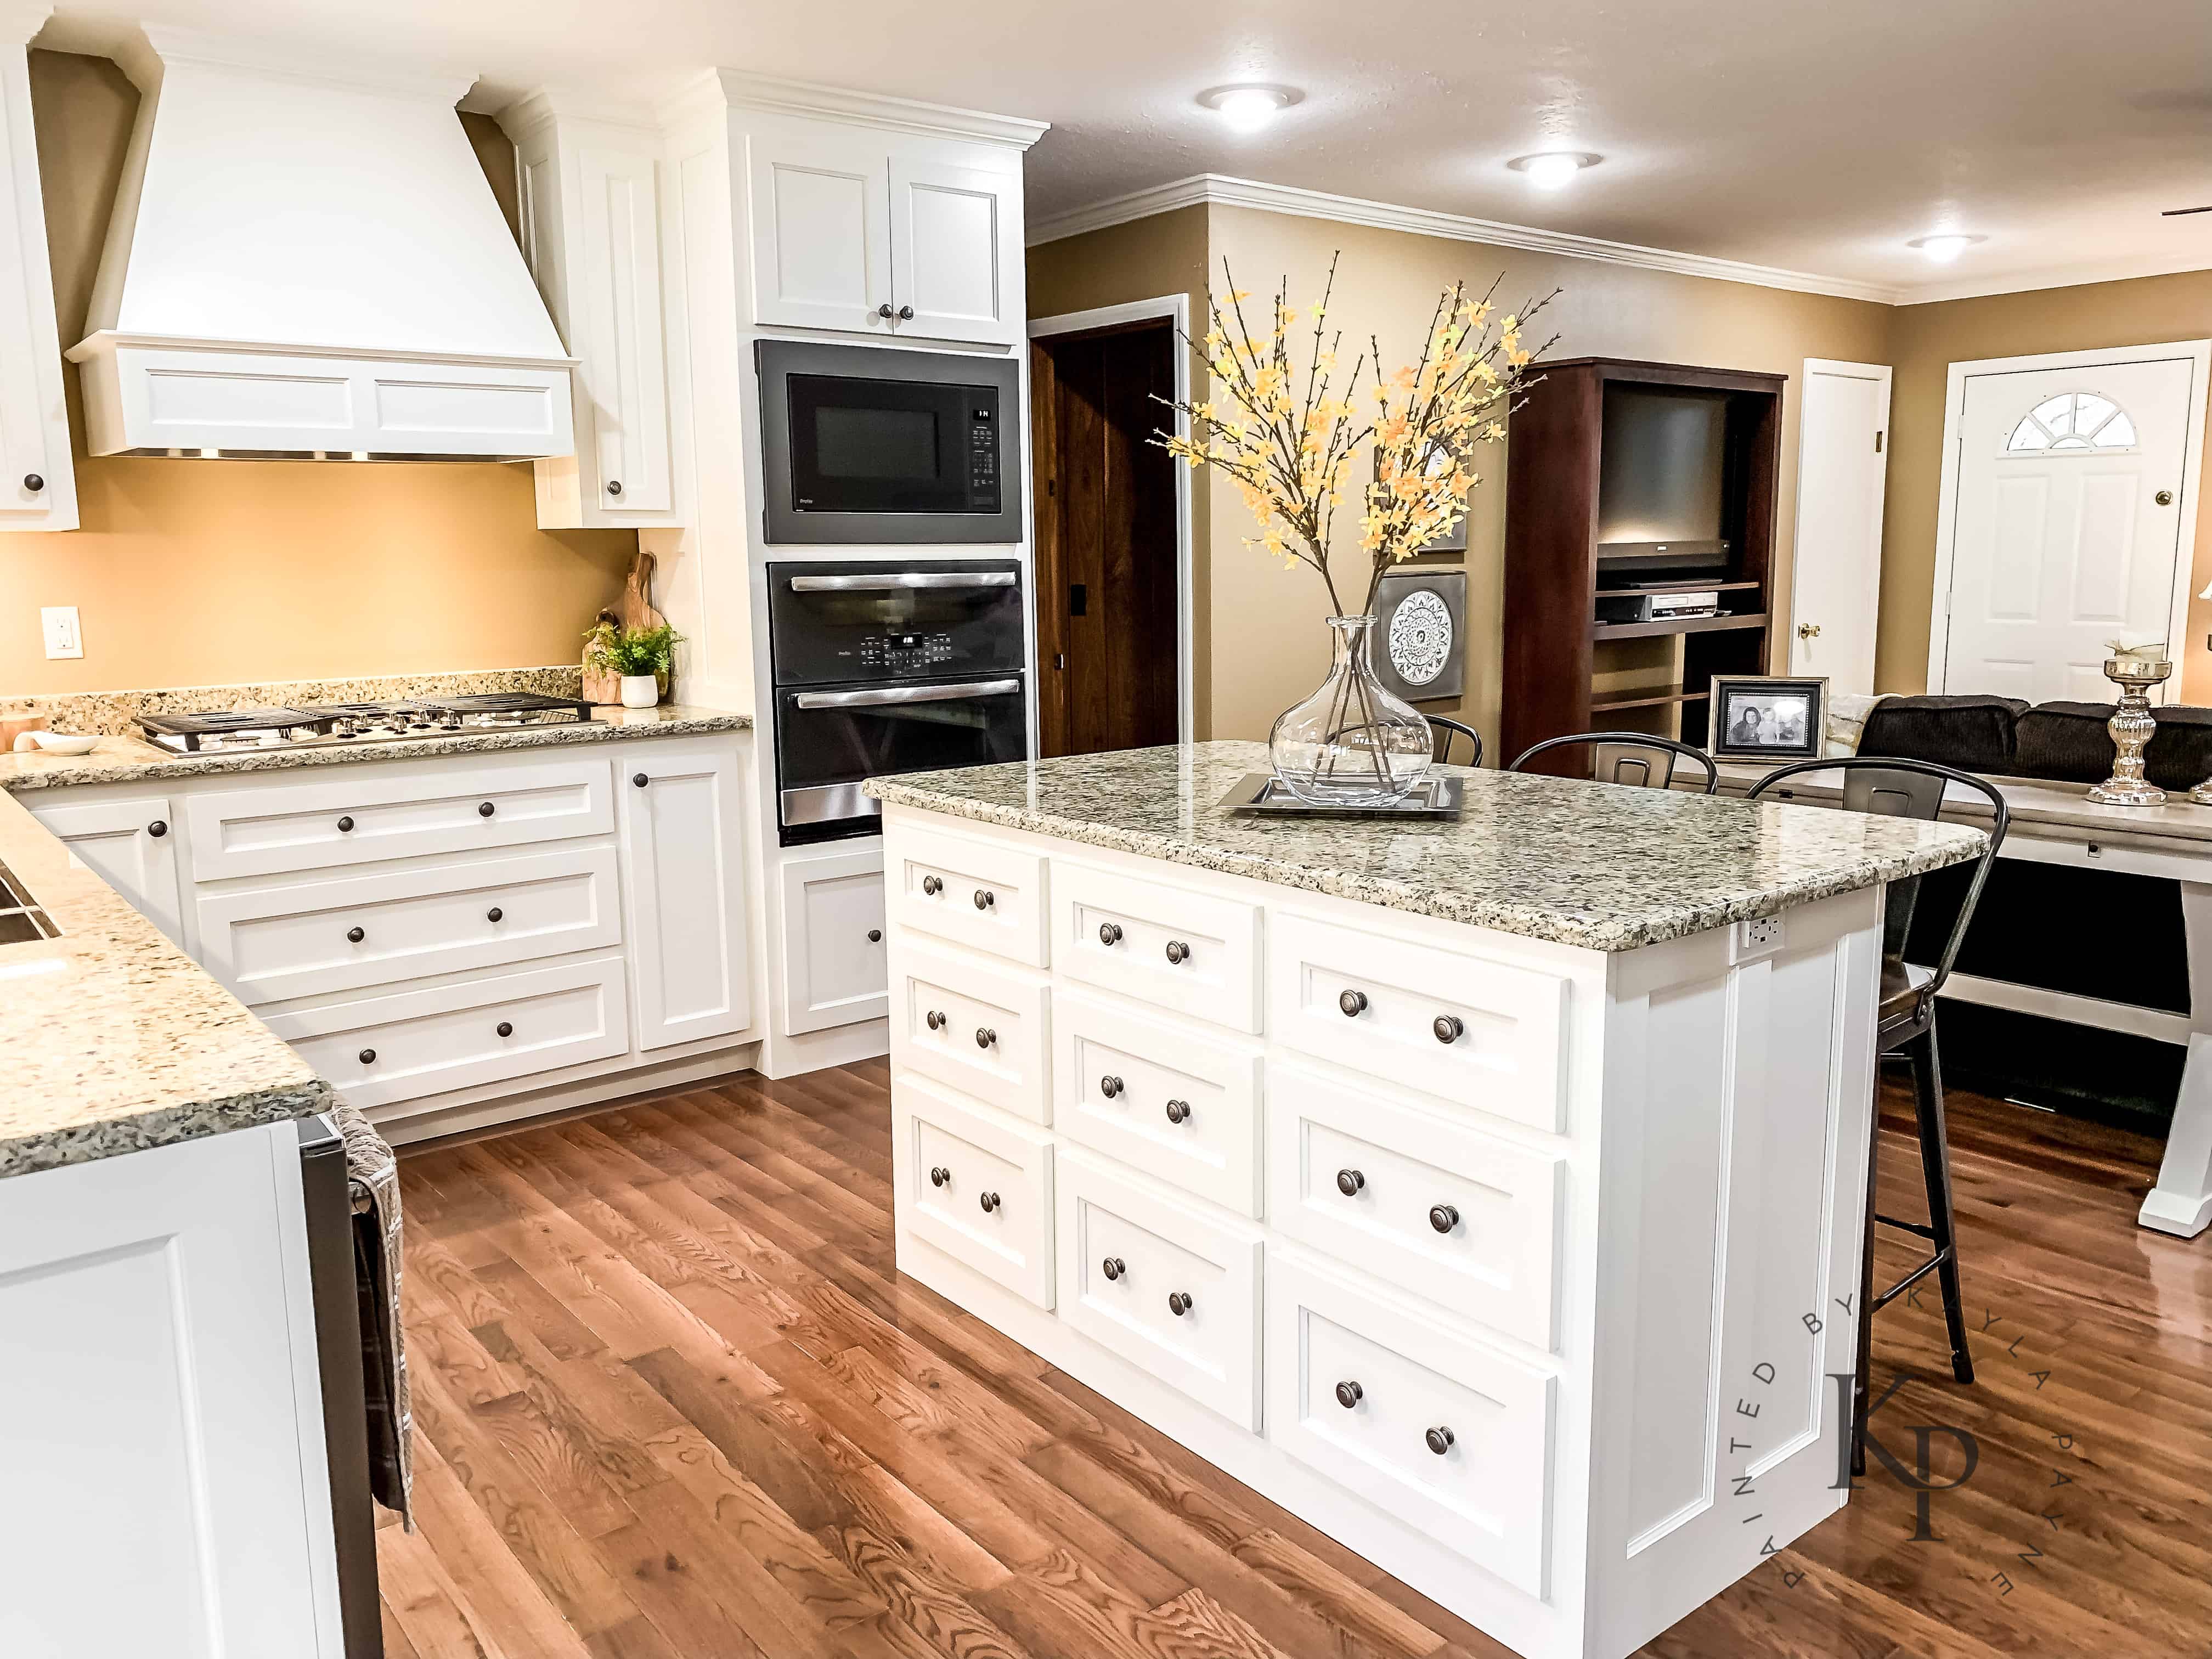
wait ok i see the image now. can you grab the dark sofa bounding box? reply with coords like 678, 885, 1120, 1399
1859, 693, 2212, 791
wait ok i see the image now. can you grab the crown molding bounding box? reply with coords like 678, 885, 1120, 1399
1027, 173, 1906, 306
497, 86, 660, 139
1898, 247, 2212, 306
120, 24, 475, 103
682, 68, 1048, 149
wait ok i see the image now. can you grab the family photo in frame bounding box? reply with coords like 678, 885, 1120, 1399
1708, 675, 1829, 760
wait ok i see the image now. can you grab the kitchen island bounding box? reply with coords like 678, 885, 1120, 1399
866, 741, 1985, 1659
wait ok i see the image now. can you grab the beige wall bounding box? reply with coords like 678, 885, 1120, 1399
1032, 204, 1892, 750
2, 51, 635, 698
1878, 272, 2212, 700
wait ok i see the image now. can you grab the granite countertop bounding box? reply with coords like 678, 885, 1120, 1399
865, 740, 1989, 952
0, 787, 329, 1178
0, 703, 752, 794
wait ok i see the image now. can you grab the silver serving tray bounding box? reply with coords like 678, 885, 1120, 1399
1218, 772, 1464, 820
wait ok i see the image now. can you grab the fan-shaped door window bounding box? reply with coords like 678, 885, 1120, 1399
2004, 391, 2138, 453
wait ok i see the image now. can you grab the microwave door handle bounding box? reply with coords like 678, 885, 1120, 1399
792, 679, 1022, 709
787, 572, 1018, 591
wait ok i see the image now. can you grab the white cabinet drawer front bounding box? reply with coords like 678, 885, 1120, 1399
1266, 1253, 1555, 1598
891, 939, 1051, 1122
891, 825, 1047, 966
1267, 1064, 1563, 1350
1053, 989, 1262, 1216
1054, 861, 1260, 1033
264, 958, 630, 1110
1269, 913, 1567, 1131
894, 1074, 1054, 1307
187, 757, 614, 881
1055, 1152, 1263, 1429
779, 848, 888, 1034
196, 847, 620, 1006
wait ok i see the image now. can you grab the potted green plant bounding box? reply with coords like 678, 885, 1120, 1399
585, 622, 682, 709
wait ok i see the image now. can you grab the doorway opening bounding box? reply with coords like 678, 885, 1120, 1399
1029, 300, 1190, 758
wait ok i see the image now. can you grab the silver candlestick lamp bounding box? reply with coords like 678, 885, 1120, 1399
2087, 654, 2172, 805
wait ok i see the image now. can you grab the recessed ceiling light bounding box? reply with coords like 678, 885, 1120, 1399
1908, 233, 1986, 263
1507, 151, 1601, 189
1197, 84, 1301, 133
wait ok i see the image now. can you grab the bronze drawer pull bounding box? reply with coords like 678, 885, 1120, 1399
478, 801, 495, 818
1434, 1014, 1463, 1043
336, 815, 354, 832
147, 820, 167, 838
1102, 1257, 1125, 1280
973, 888, 995, 910
926, 1009, 946, 1030
979, 1190, 1001, 1213
1100, 1075, 1123, 1098
1339, 989, 1368, 1017
929, 1165, 950, 1187
1335, 1168, 1365, 1196
1426, 1426, 1455, 1456
1167, 1291, 1193, 1316
487, 906, 503, 923
1165, 1099, 1190, 1125
1430, 1204, 1460, 1234
867, 928, 882, 943
1335, 1380, 1363, 1409
975, 1026, 996, 1048
496, 1021, 514, 1039
922, 874, 943, 895
1164, 940, 1189, 964
346, 926, 365, 944
1098, 921, 1122, 946
358, 1048, 376, 1065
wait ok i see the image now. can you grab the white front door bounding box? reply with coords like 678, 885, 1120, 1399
1790, 360, 1891, 691
1936, 347, 2205, 701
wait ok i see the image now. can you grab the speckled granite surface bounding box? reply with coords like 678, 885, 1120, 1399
0, 788, 330, 1178
1, 704, 751, 793
865, 741, 1989, 952
0, 665, 589, 738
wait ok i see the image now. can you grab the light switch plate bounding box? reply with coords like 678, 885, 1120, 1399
40, 606, 81, 659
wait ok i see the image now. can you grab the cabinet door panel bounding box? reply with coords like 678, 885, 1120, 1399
749, 135, 893, 333
888, 155, 1019, 344
0, 43, 74, 530
780, 846, 888, 1034
622, 748, 751, 1049
26, 792, 184, 944
575, 143, 673, 513
894, 1072, 1054, 1307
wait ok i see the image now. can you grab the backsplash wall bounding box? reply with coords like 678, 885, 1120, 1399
0, 50, 636, 698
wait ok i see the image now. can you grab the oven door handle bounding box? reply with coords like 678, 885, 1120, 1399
792, 678, 1022, 710
787, 572, 1018, 591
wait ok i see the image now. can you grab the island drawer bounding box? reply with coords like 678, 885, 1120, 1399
893, 1075, 1055, 1307
262, 957, 630, 1110
890, 936, 1051, 1123
1053, 989, 1263, 1217
1268, 912, 1568, 1132
890, 824, 1048, 967
1265, 1251, 1554, 1598
1054, 1150, 1263, 1430
1052, 860, 1261, 1033
185, 756, 615, 882
1266, 1062, 1564, 1350
195, 847, 621, 1007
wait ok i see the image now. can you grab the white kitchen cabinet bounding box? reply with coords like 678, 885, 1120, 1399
778, 845, 888, 1033
503, 97, 684, 527
0, 1122, 338, 1655
0, 25, 76, 531
747, 126, 1022, 345
26, 791, 184, 943
620, 743, 752, 1049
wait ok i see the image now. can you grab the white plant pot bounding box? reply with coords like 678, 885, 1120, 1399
619, 675, 660, 709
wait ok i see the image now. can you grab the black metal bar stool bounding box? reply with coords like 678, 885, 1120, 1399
1506, 731, 1719, 792
1426, 715, 1483, 767
1747, 757, 2008, 1470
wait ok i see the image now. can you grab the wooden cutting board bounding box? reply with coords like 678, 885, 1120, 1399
583, 549, 670, 705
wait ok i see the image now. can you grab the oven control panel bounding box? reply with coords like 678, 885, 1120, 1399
859, 632, 959, 674
968, 404, 1000, 511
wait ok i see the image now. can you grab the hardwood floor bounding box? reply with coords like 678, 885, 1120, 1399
377, 1057, 2212, 1659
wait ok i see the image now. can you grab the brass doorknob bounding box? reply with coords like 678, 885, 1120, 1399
2157, 490, 2175, 506
1796, 622, 1821, 640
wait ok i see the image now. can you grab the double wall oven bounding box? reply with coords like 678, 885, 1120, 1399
769, 560, 1028, 844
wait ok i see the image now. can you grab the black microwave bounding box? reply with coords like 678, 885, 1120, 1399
757, 340, 1023, 544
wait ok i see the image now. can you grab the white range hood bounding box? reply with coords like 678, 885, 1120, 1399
67, 28, 575, 460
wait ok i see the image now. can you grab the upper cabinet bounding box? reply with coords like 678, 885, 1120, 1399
501, 95, 689, 529
0, 22, 76, 532
748, 125, 1025, 347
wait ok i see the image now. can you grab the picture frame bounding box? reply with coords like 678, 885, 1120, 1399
1372, 569, 1467, 703
1708, 675, 1828, 761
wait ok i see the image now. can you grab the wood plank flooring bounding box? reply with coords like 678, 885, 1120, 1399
378, 1057, 2212, 1658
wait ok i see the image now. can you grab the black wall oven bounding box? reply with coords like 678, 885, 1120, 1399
757, 341, 1022, 544
769, 560, 1028, 843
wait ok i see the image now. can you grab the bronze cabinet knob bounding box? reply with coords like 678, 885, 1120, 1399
1339, 989, 1368, 1018
922, 874, 943, 895
23, 473, 42, 492
632, 772, 649, 788
1335, 1380, 1363, 1409
1429, 1204, 1460, 1234
358, 1048, 376, 1065
1335, 1168, 1365, 1197
978, 1190, 1001, 1213
926, 1010, 946, 1030
975, 1026, 997, 1048
147, 820, 167, 838
1098, 921, 1122, 946
1167, 1291, 1193, 1316
346, 926, 365, 944
877, 303, 895, 319
929, 1165, 950, 1187
1165, 1099, 1190, 1124
1433, 1013, 1463, 1043
478, 801, 495, 817
973, 888, 995, 910
336, 815, 354, 832
898, 304, 915, 320
606, 479, 623, 496
487, 906, 503, 923
1164, 940, 1190, 964
1099, 1075, 1123, 1098
866, 928, 882, 943
1425, 1426, 1455, 1456
1101, 1256, 1125, 1280
496, 1020, 514, 1038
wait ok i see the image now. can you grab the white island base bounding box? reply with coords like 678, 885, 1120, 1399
880, 803, 1887, 1659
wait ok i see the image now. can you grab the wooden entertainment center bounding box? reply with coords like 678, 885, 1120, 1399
1501, 357, 1786, 774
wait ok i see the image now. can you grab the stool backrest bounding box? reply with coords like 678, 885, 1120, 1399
1506, 731, 1719, 794
1426, 715, 1483, 768
1746, 757, 2008, 995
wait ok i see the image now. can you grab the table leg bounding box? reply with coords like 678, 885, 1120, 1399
2140, 882, 2212, 1238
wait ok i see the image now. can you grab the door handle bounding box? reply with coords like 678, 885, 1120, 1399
788, 572, 1017, 591
793, 679, 1020, 709
1797, 623, 1821, 640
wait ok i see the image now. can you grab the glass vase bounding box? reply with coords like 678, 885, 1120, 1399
1268, 615, 1436, 806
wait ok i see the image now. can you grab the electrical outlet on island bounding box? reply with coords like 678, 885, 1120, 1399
40, 606, 82, 659
1737, 915, 1785, 957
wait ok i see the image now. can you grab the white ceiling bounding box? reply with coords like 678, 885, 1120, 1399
38, 0, 2212, 303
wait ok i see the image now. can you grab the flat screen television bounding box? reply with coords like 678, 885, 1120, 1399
1595, 386, 1731, 578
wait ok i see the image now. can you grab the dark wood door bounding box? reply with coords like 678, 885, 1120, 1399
1031, 322, 1179, 758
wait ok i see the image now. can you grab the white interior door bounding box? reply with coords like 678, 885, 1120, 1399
1935, 348, 2205, 701
1789, 360, 1890, 692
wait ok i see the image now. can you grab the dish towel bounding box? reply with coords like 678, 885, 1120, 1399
333, 1096, 414, 1530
